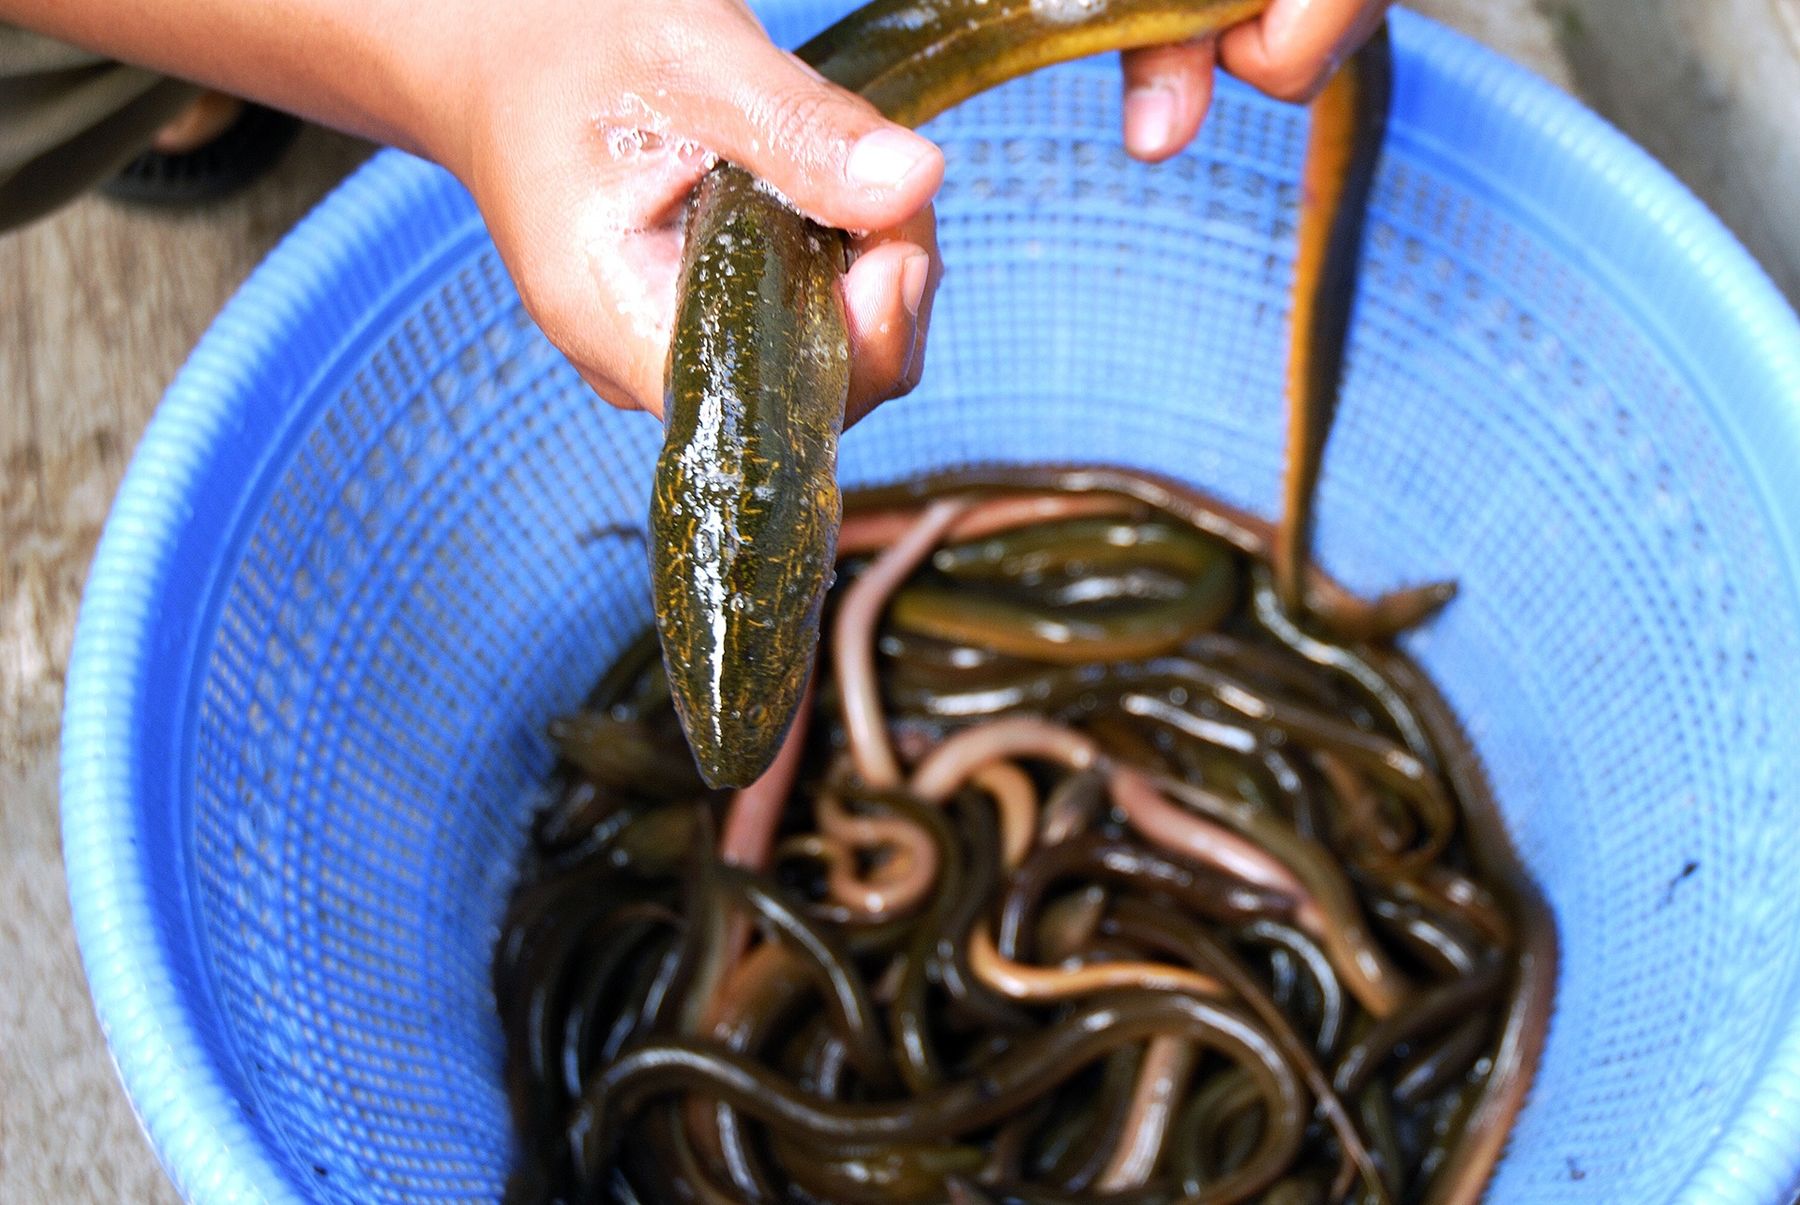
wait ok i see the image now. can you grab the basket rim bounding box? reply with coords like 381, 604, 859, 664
60, 9, 1800, 1203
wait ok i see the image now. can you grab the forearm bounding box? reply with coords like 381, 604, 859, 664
0, 0, 458, 161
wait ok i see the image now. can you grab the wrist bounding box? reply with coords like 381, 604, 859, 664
363, 3, 483, 175
263, 1, 478, 168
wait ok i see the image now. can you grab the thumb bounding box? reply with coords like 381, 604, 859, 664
660, 7, 944, 229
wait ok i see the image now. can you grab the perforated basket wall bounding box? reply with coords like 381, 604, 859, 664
62, 7, 1800, 1203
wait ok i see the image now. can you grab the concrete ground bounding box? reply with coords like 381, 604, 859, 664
0, 8, 1572, 1201
1549, 0, 1800, 302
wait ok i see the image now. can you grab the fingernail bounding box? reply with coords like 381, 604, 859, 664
847, 127, 936, 192
1124, 84, 1179, 156
899, 252, 930, 318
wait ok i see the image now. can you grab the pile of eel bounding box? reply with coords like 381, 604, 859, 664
497, 0, 1557, 1200
500, 466, 1554, 1203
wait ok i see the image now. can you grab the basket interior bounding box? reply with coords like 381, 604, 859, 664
74, 10, 1800, 1204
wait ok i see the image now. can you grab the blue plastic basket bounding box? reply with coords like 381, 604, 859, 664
62, 6, 1800, 1202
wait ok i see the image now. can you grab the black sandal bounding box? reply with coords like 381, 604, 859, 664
103, 102, 303, 206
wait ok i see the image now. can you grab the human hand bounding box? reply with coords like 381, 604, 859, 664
436, 0, 944, 424
440, 0, 1393, 421
1119, 0, 1394, 162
